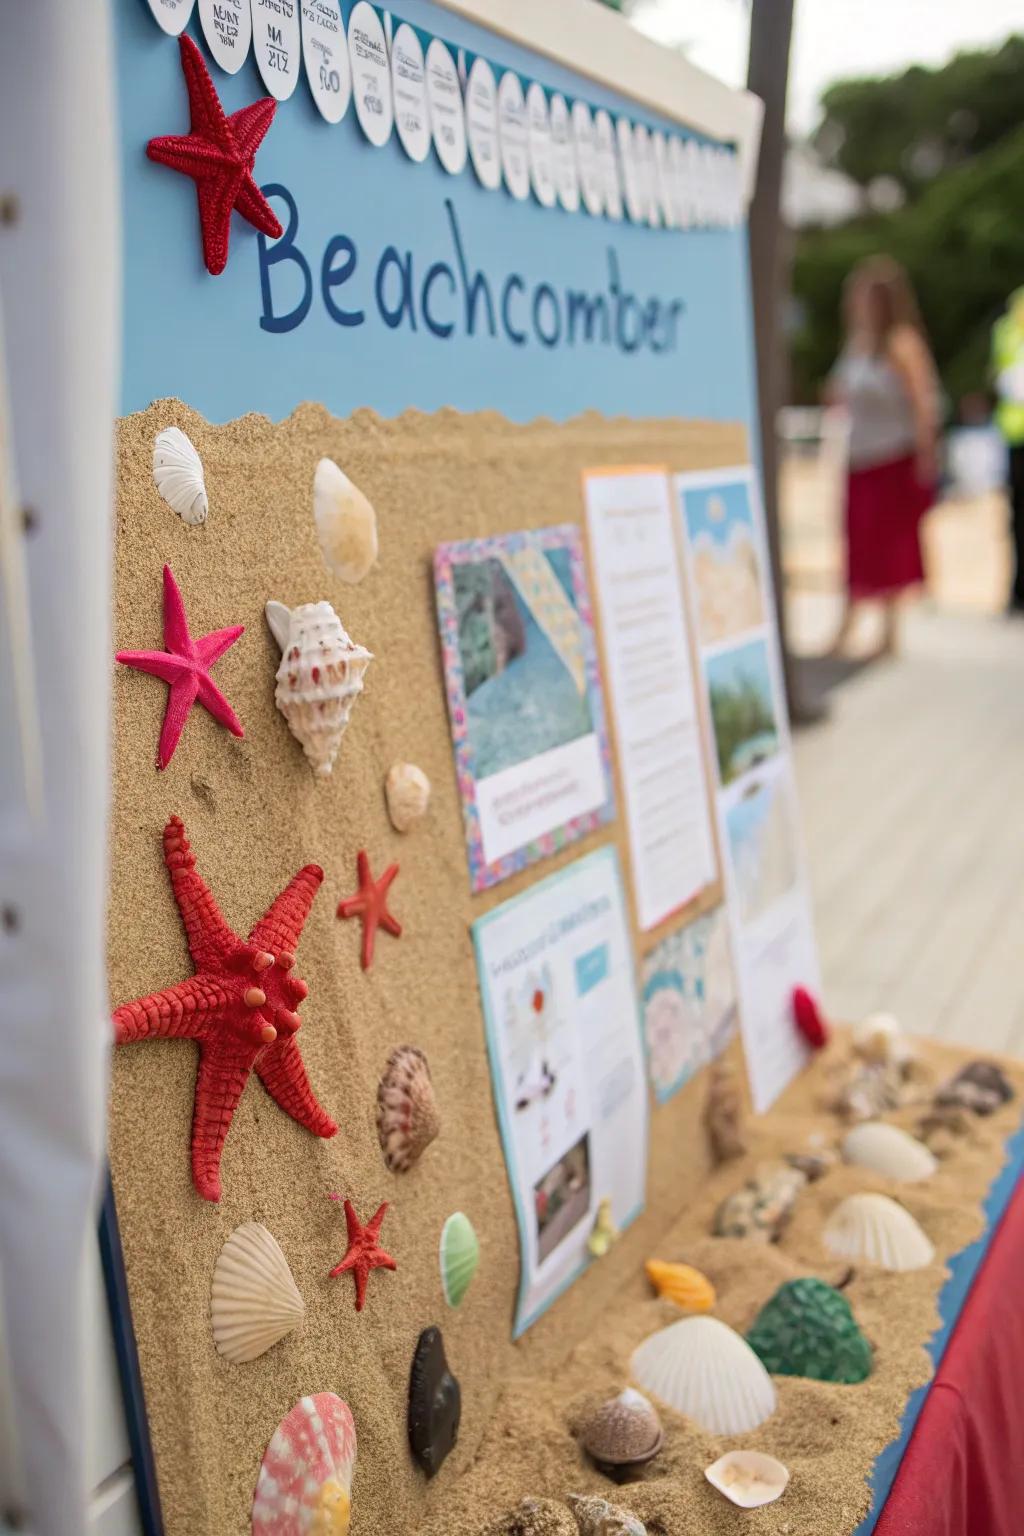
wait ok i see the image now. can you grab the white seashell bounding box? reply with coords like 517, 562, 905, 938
842, 1122, 937, 1183
567, 1494, 646, 1535
313, 457, 378, 584
385, 762, 431, 833
824, 1192, 935, 1271
211, 1222, 303, 1364
705, 1449, 790, 1509
266, 600, 372, 778
153, 426, 208, 524
853, 1011, 913, 1067
630, 1315, 776, 1436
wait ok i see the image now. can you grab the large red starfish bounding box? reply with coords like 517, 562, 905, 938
336, 851, 402, 971
328, 1198, 396, 1312
147, 33, 283, 276
113, 816, 337, 1202
116, 564, 244, 770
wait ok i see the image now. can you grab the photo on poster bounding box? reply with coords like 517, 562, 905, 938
725, 773, 800, 926
705, 637, 781, 785
473, 846, 647, 1336
435, 526, 614, 891
678, 474, 767, 644
641, 907, 738, 1102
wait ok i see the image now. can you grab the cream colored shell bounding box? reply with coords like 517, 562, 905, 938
705, 1449, 790, 1509
567, 1494, 646, 1536
211, 1222, 304, 1363
630, 1315, 776, 1436
824, 1192, 935, 1271
842, 1121, 937, 1183
266, 599, 372, 778
853, 1011, 914, 1067
313, 457, 378, 584
153, 426, 208, 524
385, 762, 431, 832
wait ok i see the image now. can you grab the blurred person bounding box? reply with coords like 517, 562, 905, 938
826, 256, 939, 657
991, 287, 1024, 613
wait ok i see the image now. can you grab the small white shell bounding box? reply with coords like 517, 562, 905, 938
211, 1222, 304, 1363
567, 1494, 645, 1536
313, 457, 378, 584
630, 1315, 776, 1436
153, 426, 208, 524
265, 599, 372, 778
705, 1449, 790, 1509
824, 1192, 935, 1271
853, 1011, 913, 1067
842, 1122, 937, 1183
385, 762, 431, 833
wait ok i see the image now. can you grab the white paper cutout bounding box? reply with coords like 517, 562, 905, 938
466, 57, 501, 190
594, 108, 622, 221
426, 37, 467, 174
573, 100, 603, 217
632, 122, 659, 227
651, 130, 675, 229
145, 0, 195, 36
526, 82, 556, 208
300, 0, 350, 122
616, 116, 644, 223
549, 93, 580, 213
198, 0, 251, 72
497, 71, 530, 202
348, 0, 393, 146
390, 23, 430, 161
668, 134, 690, 229
252, 0, 301, 101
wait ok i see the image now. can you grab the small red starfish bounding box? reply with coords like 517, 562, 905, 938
113, 816, 337, 1201
328, 1197, 396, 1312
147, 33, 283, 276
116, 565, 244, 770
336, 851, 402, 971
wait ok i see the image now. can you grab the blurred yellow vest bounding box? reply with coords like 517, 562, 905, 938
993, 292, 1024, 445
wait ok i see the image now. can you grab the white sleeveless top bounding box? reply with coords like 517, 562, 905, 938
833, 348, 917, 470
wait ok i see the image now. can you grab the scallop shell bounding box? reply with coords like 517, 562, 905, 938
313, 458, 378, 584
705, 1449, 790, 1509
644, 1259, 715, 1313
440, 1212, 479, 1308
252, 1392, 356, 1534
265, 600, 372, 778
567, 1495, 646, 1536
153, 426, 208, 524
842, 1122, 937, 1183
630, 1316, 776, 1436
581, 1388, 663, 1473
385, 762, 431, 833
377, 1045, 440, 1173
824, 1192, 935, 1271
211, 1222, 304, 1364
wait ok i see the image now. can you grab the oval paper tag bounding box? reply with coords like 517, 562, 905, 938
526, 82, 556, 208
573, 100, 603, 217
466, 57, 501, 191
650, 130, 675, 228
252, 0, 301, 101
145, 0, 195, 36
497, 71, 530, 202
668, 134, 690, 228
632, 123, 658, 227
391, 22, 430, 162
300, 0, 349, 122
616, 115, 643, 223
348, 0, 393, 147
593, 108, 621, 220
198, 0, 250, 71
426, 37, 467, 175
549, 93, 579, 213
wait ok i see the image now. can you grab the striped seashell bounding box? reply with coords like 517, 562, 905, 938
377, 1045, 440, 1173
153, 426, 208, 524
630, 1316, 776, 1436
824, 1192, 934, 1271
644, 1259, 715, 1313
211, 1222, 303, 1364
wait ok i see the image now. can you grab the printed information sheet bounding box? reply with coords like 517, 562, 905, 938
473, 846, 648, 1336
583, 468, 717, 929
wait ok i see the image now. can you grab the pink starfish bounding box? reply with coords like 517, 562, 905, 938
116, 564, 244, 769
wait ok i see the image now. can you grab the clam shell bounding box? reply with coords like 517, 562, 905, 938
440, 1212, 479, 1308
705, 1449, 790, 1509
567, 1494, 646, 1535
842, 1122, 937, 1183
211, 1222, 304, 1364
377, 1045, 440, 1173
252, 1392, 356, 1534
153, 426, 208, 524
581, 1388, 663, 1472
385, 762, 431, 833
644, 1259, 715, 1313
313, 457, 378, 584
630, 1315, 776, 1436
824, 1192, 934, 1271
266, 599, 372, 778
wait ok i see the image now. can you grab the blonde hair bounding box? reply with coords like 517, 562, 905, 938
843, 256, 927, 351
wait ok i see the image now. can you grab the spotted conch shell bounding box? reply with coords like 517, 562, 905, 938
266, 600, 372, 778
252, 1392, 356, 1534
153, 426, 208, 524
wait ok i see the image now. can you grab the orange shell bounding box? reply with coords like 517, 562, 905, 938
645, 1259, 716, 1313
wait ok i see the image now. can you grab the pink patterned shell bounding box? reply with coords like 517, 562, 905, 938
252, 1393, 357, 1535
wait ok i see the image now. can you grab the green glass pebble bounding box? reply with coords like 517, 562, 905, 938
746, 1277, 872, 1384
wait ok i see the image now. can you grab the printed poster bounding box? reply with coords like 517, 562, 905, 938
435, 526, 615, 891
473, 847, 647, 1336
641, 907, 737, 1103
583, 467, 717, 929
676, 466, 820, 1112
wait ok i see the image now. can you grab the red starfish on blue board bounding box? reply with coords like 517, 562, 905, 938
113, 816, 337, 1202
328, 1197, 396, 1312
116, 564, 244, 769
336, 851, 402, 971
146, 33, 282, 276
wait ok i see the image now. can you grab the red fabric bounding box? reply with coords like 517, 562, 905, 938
845, 453, 933, 598
876, 1169, 1024, 1536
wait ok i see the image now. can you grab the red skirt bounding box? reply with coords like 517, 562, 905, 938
846, 452, 933, 598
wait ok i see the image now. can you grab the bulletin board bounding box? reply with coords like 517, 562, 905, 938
107, 2, 772, 1533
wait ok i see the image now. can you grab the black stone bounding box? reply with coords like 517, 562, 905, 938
409, 1326, 461, 1479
